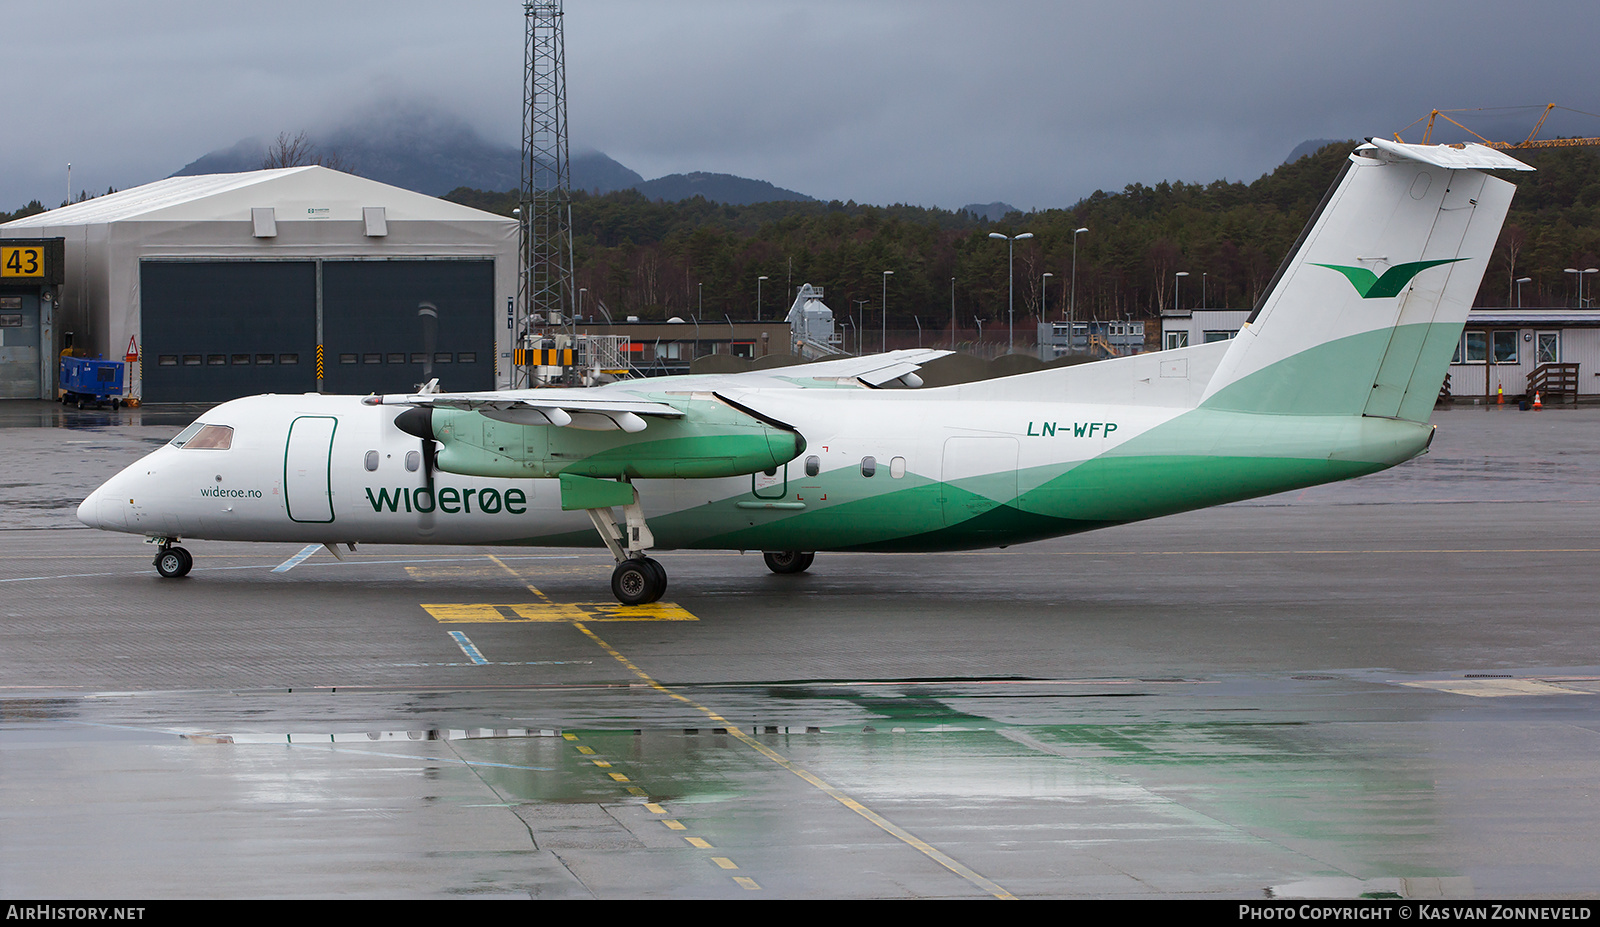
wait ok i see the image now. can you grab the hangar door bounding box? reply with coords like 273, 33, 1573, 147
141, 261, 317, 403
141, 259, 495, 403
321, 260, 494, 395
0, 291, 42, 399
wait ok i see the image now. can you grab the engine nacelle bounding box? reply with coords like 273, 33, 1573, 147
401, 394, 804, 480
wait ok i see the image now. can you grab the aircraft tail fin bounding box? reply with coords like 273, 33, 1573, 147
1199, 140, 1529, 423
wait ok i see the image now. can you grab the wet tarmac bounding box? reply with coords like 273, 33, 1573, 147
3, 400, 1600, 899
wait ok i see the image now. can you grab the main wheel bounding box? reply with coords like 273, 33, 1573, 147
763, 550, 815, 574
640, 557, 668, 601
155, 546, 193, 578
611, 558, 664, 605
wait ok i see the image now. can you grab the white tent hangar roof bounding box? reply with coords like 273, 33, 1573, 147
1, 166, 510, 228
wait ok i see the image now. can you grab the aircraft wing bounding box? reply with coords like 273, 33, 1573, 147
651, 348, 952, 391
767, 348, 950, 386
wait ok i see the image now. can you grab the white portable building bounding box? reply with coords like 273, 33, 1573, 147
0, 167, 517, 401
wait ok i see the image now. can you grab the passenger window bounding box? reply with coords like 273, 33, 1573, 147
860, 456, 876, 478
364, 450, 379, 471
182, 424, 234, 450
805, 456, 819, 477
405, 450, 420, 472
890, 456, 906, 479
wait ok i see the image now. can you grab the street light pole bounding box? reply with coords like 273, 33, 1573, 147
1517, 276, 1532, 308
1070, 227, 1088, 325
854, 298, 869, 356
950, 277, 956, 350
1565, 267, 1599, 308
882, 270, 893, 354
989, 231, 1033, 353
1040, 272, 1053, 353
1174, 271, 1190, 311
757, 276, 768, 321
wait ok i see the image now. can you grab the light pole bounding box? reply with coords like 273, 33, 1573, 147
1201, 273, 1207, 310
881, 270, 894, 353
950, 277, 956, 350
854, 299, 869, 356
1070, 227, 1088, 325
989, 231, 1033, 352
1517, 276, 1532, 308
1040, 272, 1053, 352
757, 275, 768, 321
1564, 267, 1599, 308
697, 282, 702, 321
1174, 271, 1189, 311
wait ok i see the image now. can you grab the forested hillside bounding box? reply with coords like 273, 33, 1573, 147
445, 143, 1600, 332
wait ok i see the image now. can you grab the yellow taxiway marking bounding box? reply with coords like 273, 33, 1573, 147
711, 857, 738, 870
663, 819, 687, 831
570, 620, 1015, 901
592, 760, 611, 768
1400, 678, 1599, 698
644, 803, 666, 815
608, 772, 630, 782
420, 601, 697, 623
576, 745, 595, 754
733, 877, 760, 890
419, 556, 699, 623
685, 837, 712, 849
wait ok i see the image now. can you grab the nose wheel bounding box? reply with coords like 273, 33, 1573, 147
154, 545, 193, 578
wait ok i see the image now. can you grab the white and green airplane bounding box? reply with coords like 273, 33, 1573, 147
78, 140, 1531, 603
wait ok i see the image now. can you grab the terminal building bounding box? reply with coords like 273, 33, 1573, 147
1162, 307, 1600, 402
0, 167, 517, 402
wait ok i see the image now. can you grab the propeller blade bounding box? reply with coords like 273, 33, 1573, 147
417, 302, 439, 388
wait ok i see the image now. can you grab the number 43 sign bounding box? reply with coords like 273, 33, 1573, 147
1, 246, 44, 278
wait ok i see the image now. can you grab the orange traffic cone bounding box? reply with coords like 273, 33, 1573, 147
1498, 384, 1504, 405
1534, 391, 1543, 411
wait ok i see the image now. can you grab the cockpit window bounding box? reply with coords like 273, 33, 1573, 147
172, 423, 234, 450
169, 423, 205, 447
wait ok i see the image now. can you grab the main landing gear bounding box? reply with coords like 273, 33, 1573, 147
152, 539, 193, 578
763, 550, 815, 574
583, 486, 668, 605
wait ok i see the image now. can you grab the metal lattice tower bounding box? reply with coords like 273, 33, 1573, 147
518, 0, 574, 386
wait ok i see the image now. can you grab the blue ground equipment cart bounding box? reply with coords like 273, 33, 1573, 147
60, 356, 125, 409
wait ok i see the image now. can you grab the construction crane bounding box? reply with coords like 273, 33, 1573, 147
1395, 104, 1600, 150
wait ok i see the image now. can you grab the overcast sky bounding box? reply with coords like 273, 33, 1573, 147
5, 1, 1596, 213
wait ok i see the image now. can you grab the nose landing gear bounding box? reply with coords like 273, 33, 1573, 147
152, 540, 193, 578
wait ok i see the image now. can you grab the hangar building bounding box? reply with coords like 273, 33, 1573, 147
0, 167, 517, 402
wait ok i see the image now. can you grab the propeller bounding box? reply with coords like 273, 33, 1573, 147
394, 405, 437, 492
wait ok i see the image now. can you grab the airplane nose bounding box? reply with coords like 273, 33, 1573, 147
76, 489, 102, 528
77, 481, 126, 530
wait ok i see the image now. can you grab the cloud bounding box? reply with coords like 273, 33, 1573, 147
3, 0, 1594, 212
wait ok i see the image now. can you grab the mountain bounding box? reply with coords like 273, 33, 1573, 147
573, 150, 645, 194
171, 105, 800, 205
634, 172, 812, 206
1285, 138, 1353, 163
960, 201, 1019, 221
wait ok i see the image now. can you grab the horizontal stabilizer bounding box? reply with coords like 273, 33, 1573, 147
1366, 138, 1534, 172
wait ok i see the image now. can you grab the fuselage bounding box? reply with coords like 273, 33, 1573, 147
77, 386, 1432, 554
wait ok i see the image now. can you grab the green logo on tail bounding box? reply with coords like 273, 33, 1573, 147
1314, 259, 1467, 299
